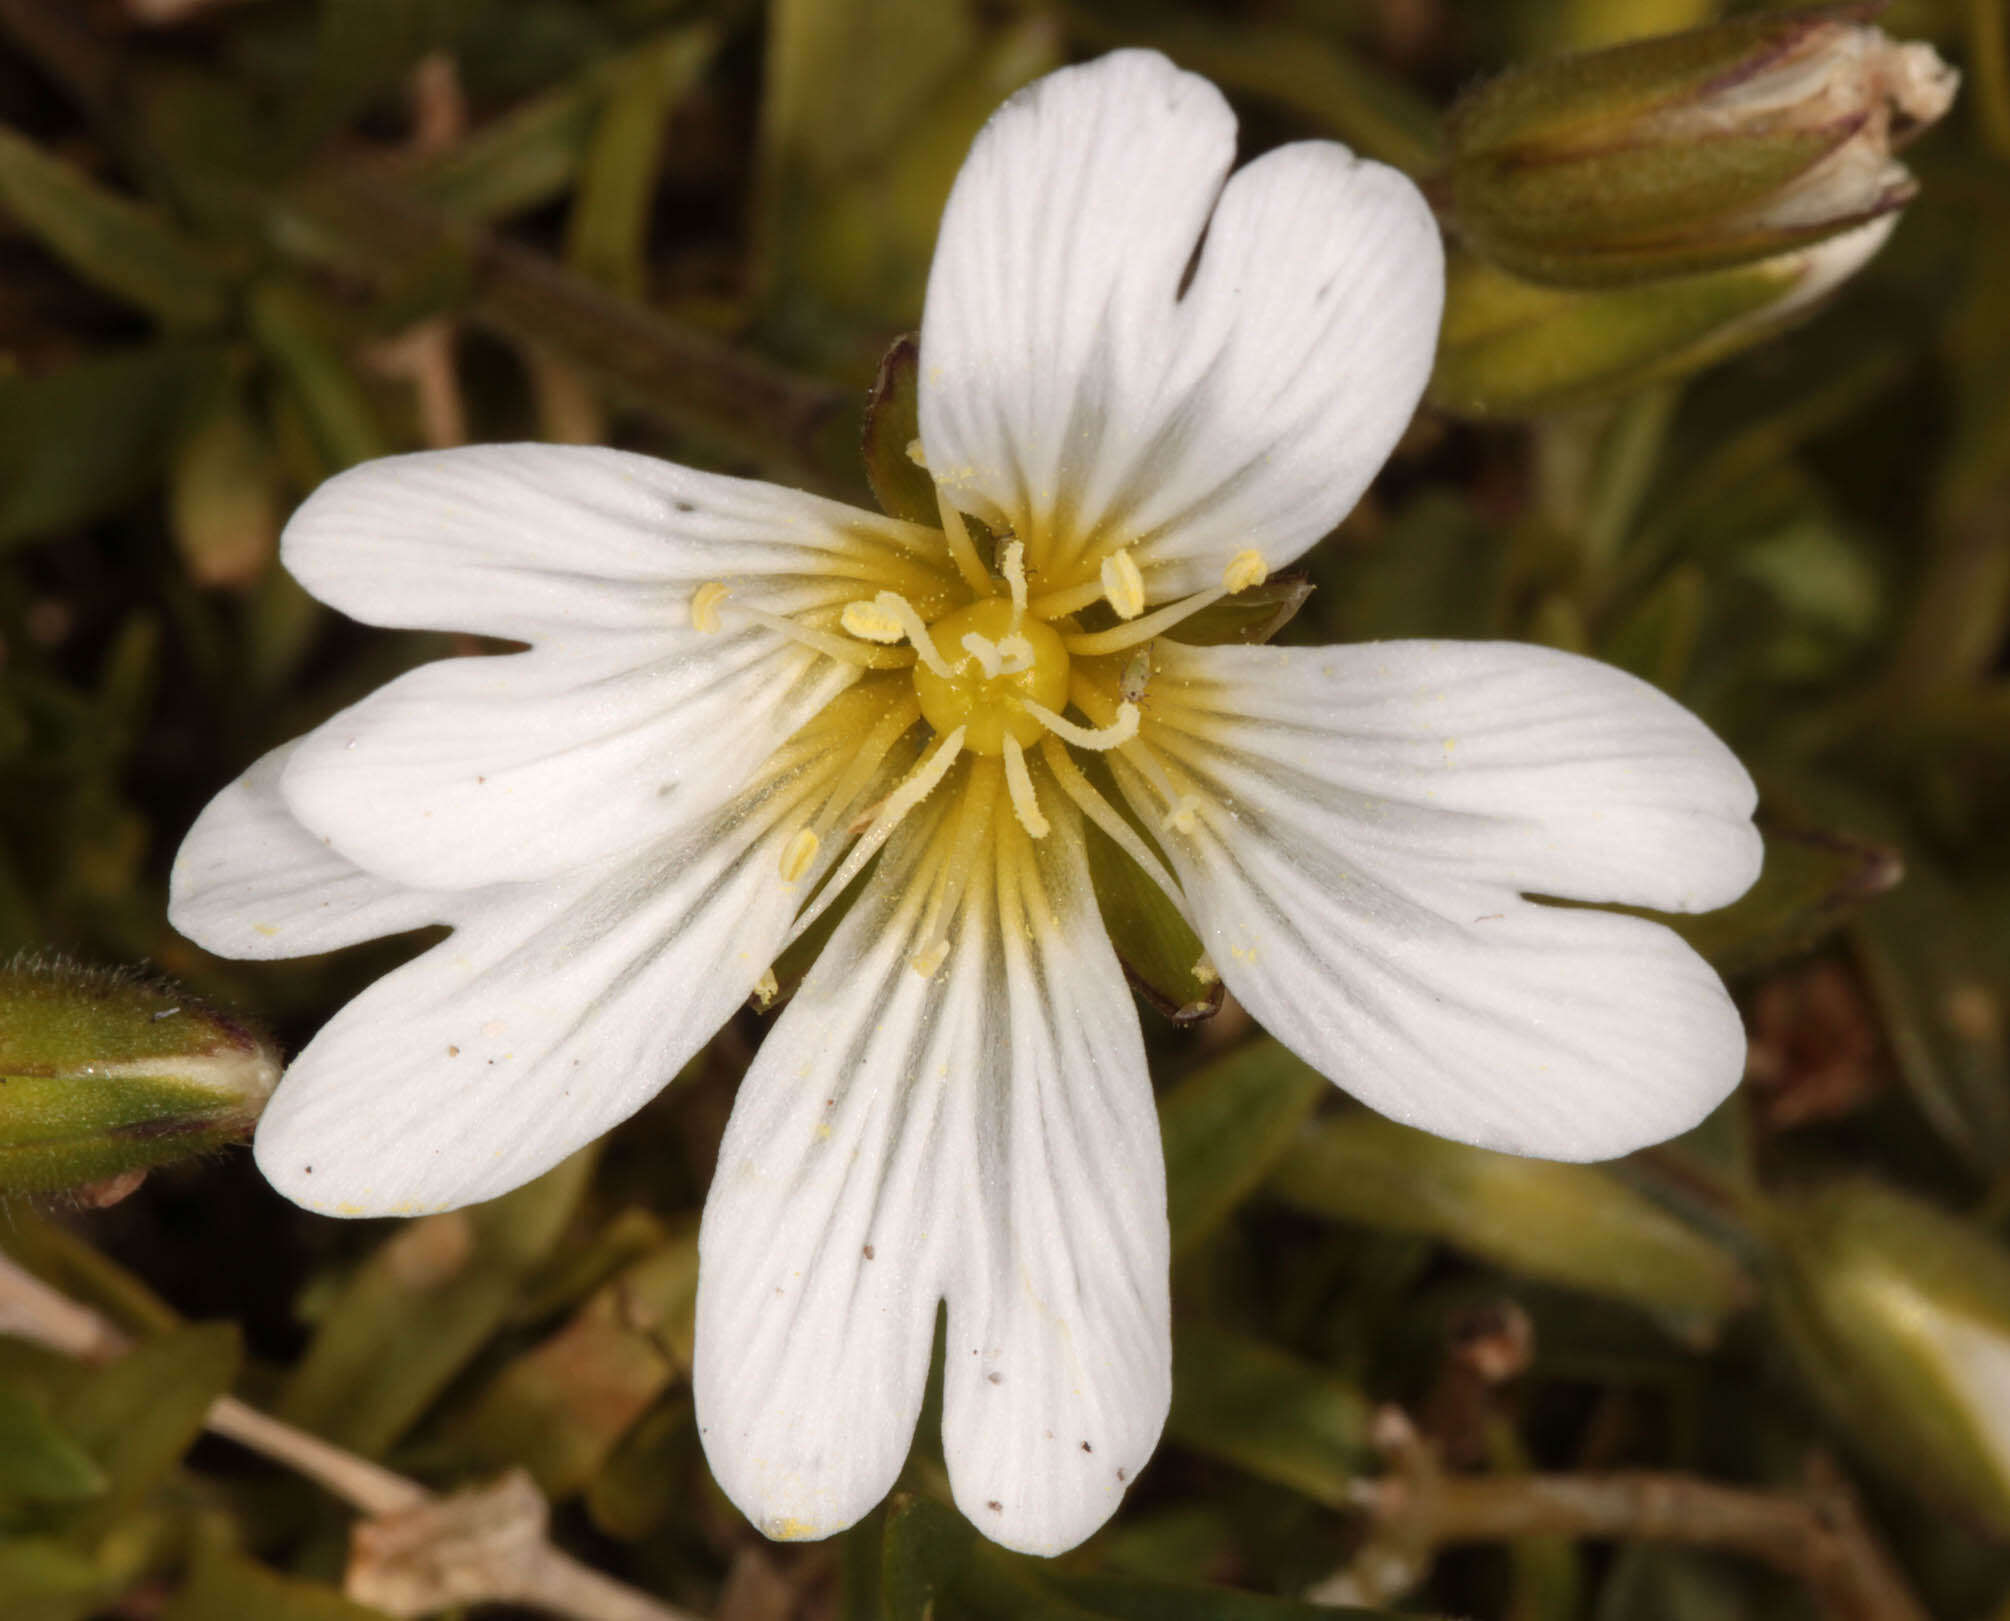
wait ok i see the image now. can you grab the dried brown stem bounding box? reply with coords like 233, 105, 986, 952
0, 1250, 701, 1621
1314, 1408, 1929, 1621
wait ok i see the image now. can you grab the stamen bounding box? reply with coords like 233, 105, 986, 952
1100, 548, 1147, 620
781, 728, 967, 949
871, 592, 957, 678
909, 939, 949, 979
936, 487, 995, 597
1063, 583, 1228, 658
1002, 736, 1049, 839
961, 633, 1005, 681
1161, 794, 1205, 836
906, 437, 929, 470
690, 581, 730, 634
752, 967, 779, 1008
1223, 549, 1269, 592
841, 599, 907, 644
911, 756, 999, 973
1020, 698, 1139, 751
1039, 736, 1183, 904
778, 827, 820, 884
1025, 575, 1112, 619
1001, 540, 1029, 618
809, 692, 924, 835
729, 600, 913, 669
1191, 955, 1218, 986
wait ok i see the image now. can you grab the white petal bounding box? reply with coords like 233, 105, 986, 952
253, 724, 860, 1216
282, 443, 950, 642
939, 797, 1169, 1556
695, 765, 1167, 1555
168, 742, 443, 960
279, 635, 855, 890
1112, 641, 1761, 1161
918, 50, 1441, 597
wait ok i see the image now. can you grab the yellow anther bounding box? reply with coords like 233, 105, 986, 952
1191, 955, 1219, 986
906, 437, 928, 470
1100, 548, 1147, 619
690, 581, 730, 634
841, 599, 907, 644
1161, 794, 1205, 835
1002, 736, 1050, 840
751, 967, 780, 1008
778, 827, 820, 884
1222, 549, 1268, 593
909, 939, 949, 979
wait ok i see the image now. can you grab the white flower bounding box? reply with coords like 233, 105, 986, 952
169, 50, 1761, 1557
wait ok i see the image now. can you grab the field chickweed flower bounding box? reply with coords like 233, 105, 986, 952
171, 51, 1761, 1555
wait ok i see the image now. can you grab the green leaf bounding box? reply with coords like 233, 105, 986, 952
1075, 12, 1444, 178
565, 26, 720, 299
277, 1149, 595, 1456
1660, 819, 1902, 978
1852, 851, 2010, 1177
0, 128, 231, 329
1270, 1088, 1750, 1340
884, 1492, 1417, 1619
0, 1535, 128, 1621
163, 1545, 393, 1621
0, 1389, 106, 1504
1165, 1321, 1372, 1508
862, 333, 936, 525
245, 280, 392, 474
438, 1231, 697, 1495
583, 1393, 694, 1542
1054, 1576, 1437, 1621
1160, 1042, 1329, 1257
411, 92, 598, 222
0, 345, 229, 550
56, 1323, 239, 1521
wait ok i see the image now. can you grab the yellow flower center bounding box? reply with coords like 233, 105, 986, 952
910, 598, 1070, 756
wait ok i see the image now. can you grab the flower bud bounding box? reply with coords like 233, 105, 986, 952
1448, 5, 1957, 286
1768, 1180, 2010, 1536
1429, 214, 1894, 418
0, 955, 279, 1197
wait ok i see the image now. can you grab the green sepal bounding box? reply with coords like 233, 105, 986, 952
1448, 5, 1894, 286
0, 957, 279, 1197
1076, 754, 1219, 1024
1165, 573, 1315, 648
862, 332, 939, 525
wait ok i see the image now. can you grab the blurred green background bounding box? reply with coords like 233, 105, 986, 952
2, 0, 2009, 1617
